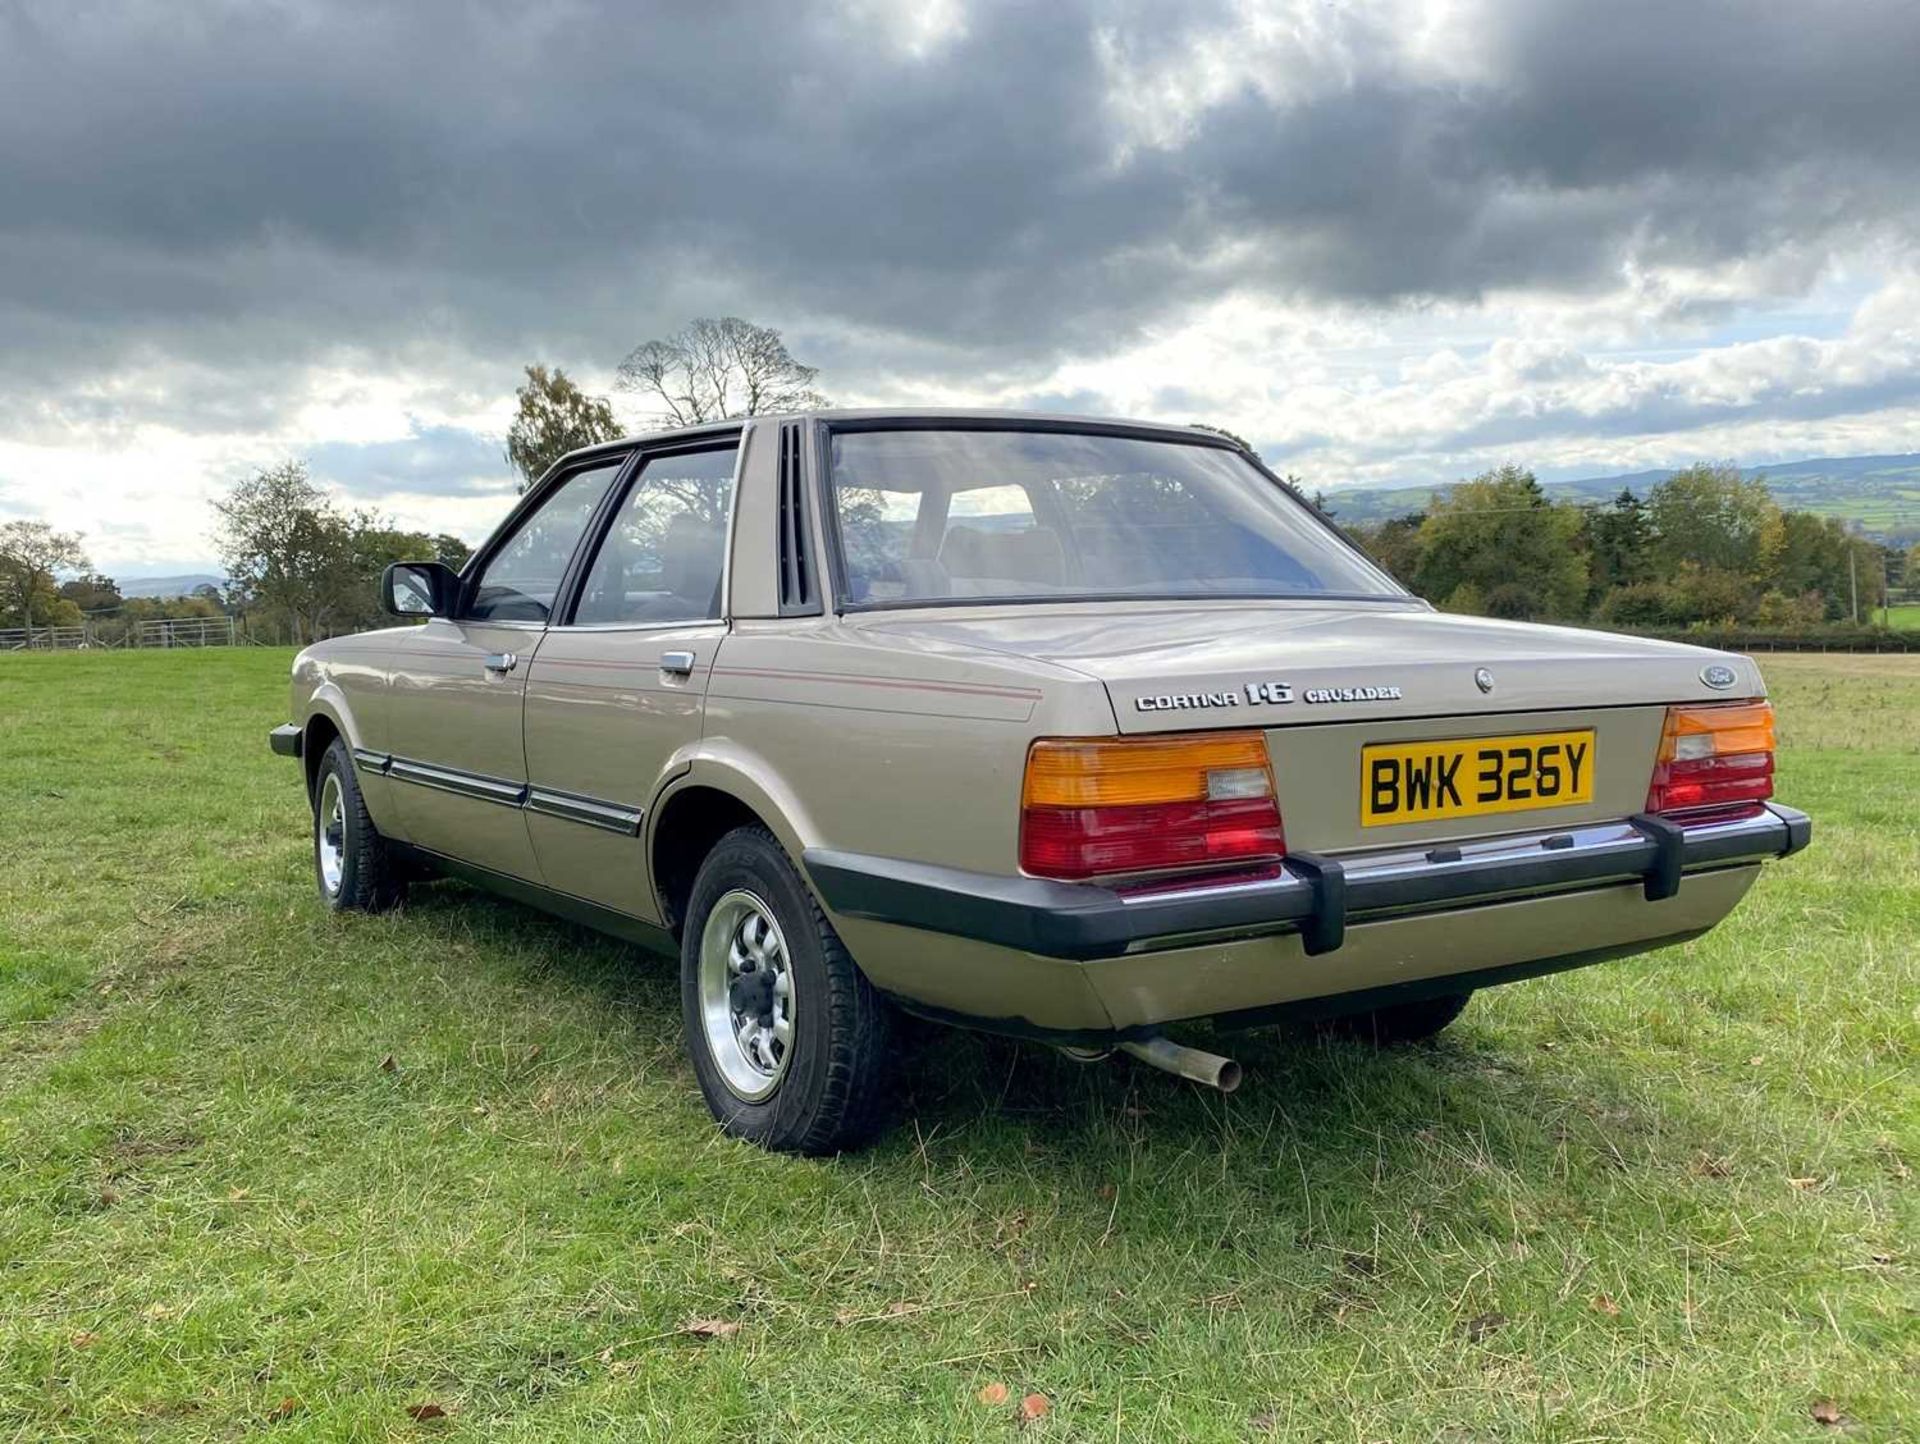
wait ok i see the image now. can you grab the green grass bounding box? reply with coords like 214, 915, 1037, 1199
1885, 604, 1920, 632
2, 649, 1915, 1442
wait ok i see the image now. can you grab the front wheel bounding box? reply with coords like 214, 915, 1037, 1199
1317, 989, 1472, 1045
680, 827, 895, 1154
312, 739, 404, 913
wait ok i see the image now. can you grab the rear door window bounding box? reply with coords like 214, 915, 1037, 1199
571, 446, 739, 625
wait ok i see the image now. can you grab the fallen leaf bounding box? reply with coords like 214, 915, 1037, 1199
1748, 1054, 1766, 1066
1788, 1176, 1822, 1190
141, 1302, 173, 1321
1460, 1311, 1507, 1342
977, 1382, 1010, 1406
1018, 1392, 1051, 1422
378, 1054, 398, 1074
1589, 1293, 1622, 1317
70, 1331, 98, 1348
268, 1397, 300, 1419
680, 1318, 741, 1340
98, 1185, 122, 1207
1810, 1399, 1848, 1427
228, 1187, 250, 1202
404, 1401, 447, 1421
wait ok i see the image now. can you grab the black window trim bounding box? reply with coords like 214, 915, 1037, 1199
553, 432, 747, 630
813, 415, 1411, 616
776, 421, 822, 616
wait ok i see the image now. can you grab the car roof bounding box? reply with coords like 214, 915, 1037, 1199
557, 408, 1242, 467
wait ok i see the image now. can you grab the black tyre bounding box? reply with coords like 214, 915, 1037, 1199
312, 738, 404, 913
1317, 989, 1472, 1045
680, 826, 895, 1154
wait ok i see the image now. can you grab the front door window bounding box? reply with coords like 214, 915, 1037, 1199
467, 460, 624, 623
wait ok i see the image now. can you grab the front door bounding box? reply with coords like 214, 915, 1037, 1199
522, 443, 740, 918
384, 455, 628, 880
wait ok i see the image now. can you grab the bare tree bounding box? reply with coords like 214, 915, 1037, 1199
0, 519, 90, 644
615, 317, 827, 429
504, 364, 623, 493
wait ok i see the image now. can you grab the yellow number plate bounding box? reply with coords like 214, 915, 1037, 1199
1361, 730, 1596, 826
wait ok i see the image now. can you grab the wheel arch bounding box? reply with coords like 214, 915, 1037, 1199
299, 692, 355, 802
648, 749, 821, 936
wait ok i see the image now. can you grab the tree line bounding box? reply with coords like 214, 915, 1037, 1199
5, 312, 1908, 646
1337, 463, 1906, 633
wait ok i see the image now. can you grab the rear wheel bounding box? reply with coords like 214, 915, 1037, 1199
680, 827, 895, 1154
1317, 990, 1472, 1045
312, 738, 404, 913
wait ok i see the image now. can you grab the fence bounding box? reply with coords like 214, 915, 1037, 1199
130, 616, 239, 648
1, 617, 242, 651
0, 625, 92, 651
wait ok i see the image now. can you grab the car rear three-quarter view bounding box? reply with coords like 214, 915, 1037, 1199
270, 411, 1811, 1153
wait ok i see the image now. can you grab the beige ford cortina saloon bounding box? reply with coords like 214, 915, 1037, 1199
270, 412, 1810, 1153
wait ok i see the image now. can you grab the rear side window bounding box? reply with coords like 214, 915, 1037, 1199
571, 446, 739, 625
467, 460, 624, 622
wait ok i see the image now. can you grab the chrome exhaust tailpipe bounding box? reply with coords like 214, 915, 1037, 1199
1118, 1035, 1242, 1093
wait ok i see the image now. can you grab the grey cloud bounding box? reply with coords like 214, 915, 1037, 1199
1, 0, 1917, 426
308, 425, 511, 500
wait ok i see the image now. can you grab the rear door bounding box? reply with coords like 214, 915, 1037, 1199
383, 455, 627, 879
522, 441, 740, 918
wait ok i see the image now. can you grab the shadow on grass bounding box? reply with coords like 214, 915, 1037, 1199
394, 876, 1679, 1205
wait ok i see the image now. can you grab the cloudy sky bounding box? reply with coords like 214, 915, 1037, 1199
3, 0, 1918, 575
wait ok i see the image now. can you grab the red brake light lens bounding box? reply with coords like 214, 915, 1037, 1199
1646, 701, 1775, 819
1020, 732, 1285, 881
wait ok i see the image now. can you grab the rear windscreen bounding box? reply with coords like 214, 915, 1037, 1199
826, 428, 1400, 607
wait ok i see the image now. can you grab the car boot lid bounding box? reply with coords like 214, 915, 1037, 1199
848, 601, 1762, 731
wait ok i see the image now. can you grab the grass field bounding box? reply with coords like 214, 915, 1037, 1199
1886, 604, 1920, 632
2, 650, 1915, 1442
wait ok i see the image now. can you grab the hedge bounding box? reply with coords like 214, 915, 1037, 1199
1610, 625, 1919, 653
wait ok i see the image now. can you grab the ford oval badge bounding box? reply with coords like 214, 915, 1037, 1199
1701, 664, 1737, 690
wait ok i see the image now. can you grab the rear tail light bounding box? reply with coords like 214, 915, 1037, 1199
1645, 700, 1775, 819
1020, 731, 1284, 881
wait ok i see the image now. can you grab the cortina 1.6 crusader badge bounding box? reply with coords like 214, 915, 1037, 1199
1700, 664, 1737, 689
1134, 678, 1403, 712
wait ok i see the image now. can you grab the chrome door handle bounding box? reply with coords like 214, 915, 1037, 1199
483, 651, 518, 675
660, 650, 696, 677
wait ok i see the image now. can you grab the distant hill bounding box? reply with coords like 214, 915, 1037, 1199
1319, 454, 1920, 541
117, 573, 224, 599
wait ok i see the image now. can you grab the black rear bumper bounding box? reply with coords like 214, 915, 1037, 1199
804, 803, 1811, 963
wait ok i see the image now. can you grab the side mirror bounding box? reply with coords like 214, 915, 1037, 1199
381, 561, 457, 618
